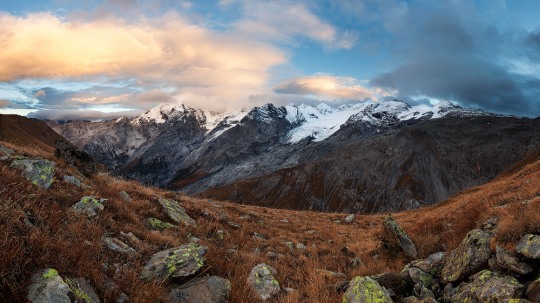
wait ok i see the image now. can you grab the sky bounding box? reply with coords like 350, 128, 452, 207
0, 0, 539, 120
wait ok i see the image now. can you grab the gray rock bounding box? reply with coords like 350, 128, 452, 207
140, 243, 206, 281
409, 252, 445, 277
158, 198, 197, 226
343, 276, 393, 303
169, 275, 231, 303
247, 263, 280, 301
516, 234, 540, 259
119, 191, 132, 202
12, 158, 55, 189
345, 214, 355, 223
441, 228, 492, 283
252, 232, 269, 240
63, 175, 81, 188
450, 270, 524, 303
72, 196, 105, 217
526, 277, 540, 302
227, 221, 240, 229
65, 277, 101, 303
370, 272, 408, 296
104, 237, 136, 255
28, 269, 74, 303
283, 241, 294, 250
296, 242, 306, 250
0, 144, 15, 160
383, 215, 418, 259
147, 217, 175, 230
495, 246, 533, 275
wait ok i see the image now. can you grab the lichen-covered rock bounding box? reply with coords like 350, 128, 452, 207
495, 246, 533, 275
63, 175, 81, 188
383, 215, 418, 259
409, 252, 445, 277
148, 217, 175, 230
247, 263, 281, 301
169, 275, 231, 303
119, 191, 132, 202
158, 198, 197, 226
104, 237, 135, 255
65, 277, 101, 303
343, 276, 393, 303
28, 269, 74, 303
516, 234, 540, 259
441, 228, 492, 283
12, 158, 55, 189
72, 196, 105, 217
0, 144, 15, 160
140, 243, 206, 281
450, 270, 524, 303
28, 269, 100, 303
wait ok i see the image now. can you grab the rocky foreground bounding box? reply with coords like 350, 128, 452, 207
1, 138, 540, 302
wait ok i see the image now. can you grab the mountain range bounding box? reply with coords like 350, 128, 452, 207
50, 100, 540, 213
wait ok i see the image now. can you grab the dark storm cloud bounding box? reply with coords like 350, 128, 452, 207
370, 1, 540, 117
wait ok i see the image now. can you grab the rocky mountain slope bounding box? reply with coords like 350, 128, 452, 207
2, 114, 540, 302
50, 101, 540, 213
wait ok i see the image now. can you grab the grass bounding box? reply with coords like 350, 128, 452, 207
1, 139, 540, 302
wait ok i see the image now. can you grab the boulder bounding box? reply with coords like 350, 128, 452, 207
495, 246, 533, 275
140, 244, 206, 281
169, 275, 231, 303
526, 277, 540, 302
104, 237, 136, 255
247, 263, 281, 301
72, 196, 105, 217
28, 269, 100, 303
370, 272, 409, 296
119, 191, 132, 202
0, 144, 15, 160
343, 276, 393, 303
383, 215, 418, 259
11, 158, 54, 189
516, 234, 540, 259
450, 270, 524, 303
158, 198, 197, 226
147, 217, 175, 230
409, 252, 445, 277
441, 228, 492, 283
345, 214, 355, 223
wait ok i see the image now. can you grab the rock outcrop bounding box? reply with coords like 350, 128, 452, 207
140, 244, 207, 281
11, 158, 55, 189
343, 276, 393, 303
247, 263, 281, 301
383, 215, 418, 259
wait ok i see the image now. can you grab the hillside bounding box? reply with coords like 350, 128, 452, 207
2, 116, 540, 302
0, 114, 66, 153
51, 101, 540, 213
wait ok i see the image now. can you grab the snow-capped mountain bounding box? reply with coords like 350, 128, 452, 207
50, 99, 540, 213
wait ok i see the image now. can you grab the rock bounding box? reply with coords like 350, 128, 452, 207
305, 229, 317, 235
54, 139, 97, 176
148, 217, 175, 230
169, 275, 231, 303
216, 230, 225, 240
0, 144, 15, 160
283, 241, 294, 250
350, 257, 363, 268
526, 277, 540, 302
140, 243, 207, 281
227, 221, 240, 229
316, 269, 347, 279
252, 232, 269, 240
104, 237, 136, 255
247, 263, 280, 301
28, 269, 74, 303
495, 246, 533, 275
343, 276, 393, 303
63, 175, 81, 188
409, 252, 445, 277
65, 277, 101, 303
335, 280, 350, 293
158, 198, 197, 226
450, 270, 524, 303
370, 272, 408, 295
345, 214, 356, 223
28, 269, 100, 303
11, 158, 55, 189
72, 196, 105, 217
441, 228, 492, 283
120, 231, 140, 244
119, 191, 132, 202
266, 251, 277, 259
516, 234, 540, 259
383, 215, 418, 259
296, 242, 306, 250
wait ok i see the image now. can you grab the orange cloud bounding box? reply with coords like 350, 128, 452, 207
274, 75, 388, 100
0, 12, 286, 111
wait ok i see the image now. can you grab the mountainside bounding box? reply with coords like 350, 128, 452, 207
50, 101, 540, 213
2, 117, 540, 303
0, 114, 66, 153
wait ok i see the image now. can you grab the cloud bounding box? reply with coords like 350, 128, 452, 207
233, 1, 355, 50
28, 109, 145, 121
274, 75, 386, 101
369, 1, 539, 116
0, 100, 9, 108
0, 12, 286, 111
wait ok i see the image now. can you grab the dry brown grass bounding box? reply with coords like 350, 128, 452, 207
1, 139, 540, 302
